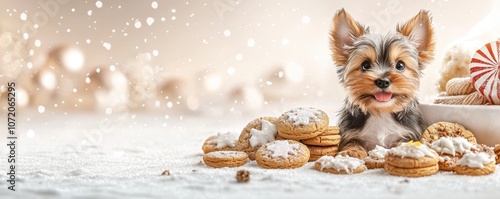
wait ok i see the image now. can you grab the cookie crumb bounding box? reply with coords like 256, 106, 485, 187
236, 170, 250, 183
161, 169, 171, 176
198, 160, 204, 165
400, 179, 410, 183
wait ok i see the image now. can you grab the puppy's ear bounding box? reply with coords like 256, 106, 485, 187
330, 9, 367, 66
397, 10, 435, 69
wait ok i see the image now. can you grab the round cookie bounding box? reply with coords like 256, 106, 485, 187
255, 140, 310, 169
237, 117, 279, 160
433, 95, 466, 105
315, 155, 366, 174
446, 77, 475, 96
429, 136, 476, 171
307, 145, 338, 162
276, 107, 329, 140
420, 122, 477, 144
384, 141, 439, 177
454, 151, 496, 176
364, 145, 389, 169
203, 151, 248, 168
201, 132, 239, 154
301, 126, 341, 146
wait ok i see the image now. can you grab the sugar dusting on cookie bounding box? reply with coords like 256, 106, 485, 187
249, 119, 277, 148
284, 107, 321, 126
206, 151, 246, 158
388, 141, 436, 158
430, 137, 475, 156
368, 145, 389, 159
456, 151, 495, 168
316, 155, 365, 174
209, 131, 239, 149
265, 140, 300, 158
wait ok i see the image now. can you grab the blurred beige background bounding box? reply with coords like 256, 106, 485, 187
1, 0, 498, 117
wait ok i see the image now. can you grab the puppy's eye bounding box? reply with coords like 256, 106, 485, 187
395, 61, 405, 71
361, 61, 371, 71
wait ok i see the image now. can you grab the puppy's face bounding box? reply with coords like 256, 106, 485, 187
330, 9, 435, 115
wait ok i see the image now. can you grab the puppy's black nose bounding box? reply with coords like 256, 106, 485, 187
375, 78, 391, 89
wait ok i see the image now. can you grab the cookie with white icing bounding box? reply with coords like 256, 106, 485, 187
315, 155, 366, 174
384, 141, 439, 177
276, 107, 329, 140
255, 140, 310, 169
237, 117, 279, 160
202, 131, 239, 154
454, 151, 496, 176
203, 151, 248, 168
420, 122, 476, 145
429, 136, 476, 171
364, 145, 389, 169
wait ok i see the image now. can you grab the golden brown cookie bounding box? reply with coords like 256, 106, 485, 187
420, 122, 476, 144
307, 145, 338, 162
301, 126, 341, 146
384, 141, 439, 177
364, 145, 389, 169
276, 107, 329, 140
203, 151, 248, 168
237, 117, 279, 160
433, 95, 466, 105
314, 155, 366, 174
201, 132, 239, 154
384, 163, 439, 177
255, 140, 310, 169
454, 151, 496, 175
437, 155, 459, 171
445, 77, 475, 96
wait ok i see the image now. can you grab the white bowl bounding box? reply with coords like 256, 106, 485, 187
419, 103, 500, 146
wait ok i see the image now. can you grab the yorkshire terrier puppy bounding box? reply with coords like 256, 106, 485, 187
331, 9, 435, 159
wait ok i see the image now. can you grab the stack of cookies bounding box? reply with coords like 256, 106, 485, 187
433, 77, 489, 105
275, 107, 340, 162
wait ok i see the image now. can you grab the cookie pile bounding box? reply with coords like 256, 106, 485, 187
384, 141, 440, 177
433, 77, 489, 105
201, 107, 339, 169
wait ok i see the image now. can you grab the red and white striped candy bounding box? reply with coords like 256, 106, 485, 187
469, 41, 500, 105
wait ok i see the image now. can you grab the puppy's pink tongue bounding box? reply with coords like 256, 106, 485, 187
374, 92, 392, 102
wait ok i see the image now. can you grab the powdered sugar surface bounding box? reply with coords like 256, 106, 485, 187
284, 107, 321, 126
249, 119, 277, 148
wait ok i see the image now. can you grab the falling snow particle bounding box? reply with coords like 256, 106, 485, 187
23, 33, 29, 40
227, 67, 235, 75
134, 20, 142, 28
96, 1, 103, 8
153, 50, 159, 56
103, 42, 111, 50
302, 16, 310, 24
171, 9, 176, 13
151, 1, 158, 9
247, 38, 255, 47
87, 10, 93, 16
147, 17, 154, 26
282, 38, 289, 45
27, 129, 35, 138
106, 108, 112, 114
224, 29, 231, 37
86, 39, 91, 44
38, 105, 45, 113
171, 16, 176, 20
20, 12, 27, 21
235, 53, 243, 61
109, 65, 116, 71
34, 40, 41, 47
167, 102, 173, 108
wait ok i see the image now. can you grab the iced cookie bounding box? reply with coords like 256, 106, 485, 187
201, 131, 239, 154
307, 145, 338, 162
255, 140, 310, 169
237, 117, 278, 160
301, 126, 341, 146
276, 107, 329, 140
315, 155, 366, 174
364, 145, 389, 169
429, 136, 476, 171
420, 122, 476, 144
384, 141, 439, 177
445, 77, 476, 96
203, 151, 248, 168
454, 151, 496, 175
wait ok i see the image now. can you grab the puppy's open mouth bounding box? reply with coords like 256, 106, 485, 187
373, 92, 393, 102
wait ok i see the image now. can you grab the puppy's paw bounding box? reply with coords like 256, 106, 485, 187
337, 146, 368, 159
